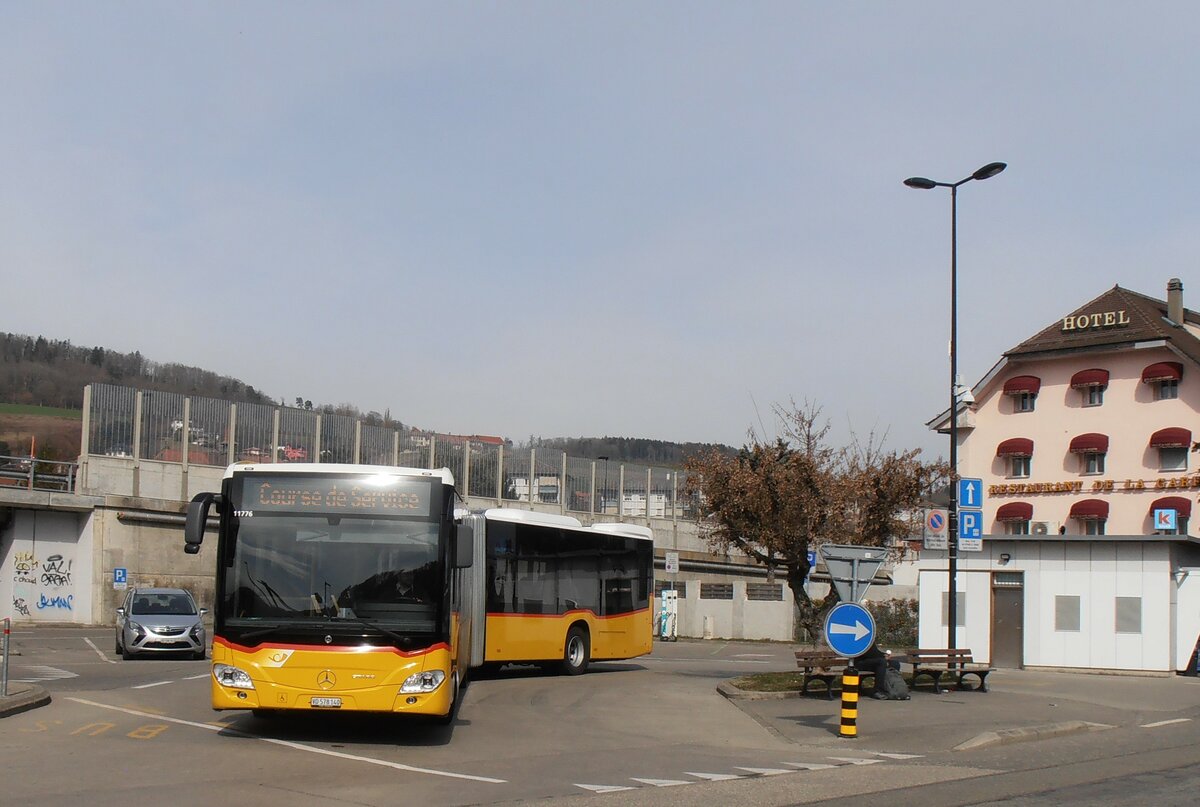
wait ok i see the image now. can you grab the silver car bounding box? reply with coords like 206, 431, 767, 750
115, 587, 207, 660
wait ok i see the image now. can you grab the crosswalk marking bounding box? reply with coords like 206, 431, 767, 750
784, 762, 837, 770
828, 756, 883, 765
630, 777, 692, 787
734, 766, 792, 776
574, 784, 636, 793
12, 665, 78, 683
685, 772, 744, 781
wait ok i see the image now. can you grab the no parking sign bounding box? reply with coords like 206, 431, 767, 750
924, 508, 948, 550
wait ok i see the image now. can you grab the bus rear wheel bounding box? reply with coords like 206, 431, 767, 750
561, 626, 590, 675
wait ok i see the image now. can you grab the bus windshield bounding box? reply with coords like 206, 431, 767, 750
221, 474, 445, 634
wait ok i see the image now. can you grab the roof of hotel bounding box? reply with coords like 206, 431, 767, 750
1004, 284, 1200, 366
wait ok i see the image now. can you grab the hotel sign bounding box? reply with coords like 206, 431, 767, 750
1061, 309, 1131, 332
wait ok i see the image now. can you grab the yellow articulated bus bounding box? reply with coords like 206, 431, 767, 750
183, 463, 653, 723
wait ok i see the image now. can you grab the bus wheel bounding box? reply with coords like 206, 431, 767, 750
561, 626, 590, 676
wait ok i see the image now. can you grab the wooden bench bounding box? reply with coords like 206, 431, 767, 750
794, 649, 877, 699
903, 648, 993, 693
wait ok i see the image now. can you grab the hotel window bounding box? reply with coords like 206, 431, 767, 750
1142, 362, 1182, 400
1006, 520, 1030, 535
1014, 392, 1037, 412
1010, 455, 1031, 478
1082, 452, 1105, 475
1071, 369, 1109, 408
1084, 519, 1106, 535
1159, 447, 1187, 472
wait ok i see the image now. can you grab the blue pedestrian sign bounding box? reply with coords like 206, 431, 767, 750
958, 478, 984, 509
823, 602, 876, 658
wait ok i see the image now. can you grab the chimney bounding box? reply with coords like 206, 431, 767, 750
1168, 277, 1184, 325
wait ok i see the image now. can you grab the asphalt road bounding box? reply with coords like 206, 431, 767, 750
4, 627, 1199, 806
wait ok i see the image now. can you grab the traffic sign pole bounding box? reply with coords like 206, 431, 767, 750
839, 666, 859, 739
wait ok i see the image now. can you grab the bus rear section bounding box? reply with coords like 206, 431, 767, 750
472, 510, 654, 675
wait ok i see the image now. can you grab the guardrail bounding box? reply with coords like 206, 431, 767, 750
0, 455, 78, 493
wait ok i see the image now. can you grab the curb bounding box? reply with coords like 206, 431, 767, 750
717, 681, 811, 701
954, 720, 1114, 751
0, 683, 52, 718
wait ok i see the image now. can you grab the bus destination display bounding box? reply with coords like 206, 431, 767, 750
239, 475, 434, 517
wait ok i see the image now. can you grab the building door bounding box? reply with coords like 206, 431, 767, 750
991, 572, 1024, 669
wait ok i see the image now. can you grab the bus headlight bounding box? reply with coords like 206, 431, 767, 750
213, 664, 255, 690
400, 670, 445, 693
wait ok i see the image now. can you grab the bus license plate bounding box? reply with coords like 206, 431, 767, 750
311, 697, 342, 708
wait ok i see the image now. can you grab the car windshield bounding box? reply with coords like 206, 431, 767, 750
131, 592, 196, 616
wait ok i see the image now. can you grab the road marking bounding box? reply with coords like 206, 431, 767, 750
784, 762, 836, 770
575, 784, 635, 793
1140, 718, 1191, 728
685, 772, 743, 781
642, 657, 769, 665
828, 757, 882, 766
67, 698, 506, 783
733, 653, 774, 658
630, 777, 692, 787
734, 766, 792, 776
132, 681, 174, 690
863, 751, 924, 759
12, 665, 79, 683
83, 638, 118, 664
184, 673, 211, 680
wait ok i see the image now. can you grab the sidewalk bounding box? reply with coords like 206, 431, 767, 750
721, 667, 1200, 753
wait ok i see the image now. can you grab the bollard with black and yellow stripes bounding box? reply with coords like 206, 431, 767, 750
839, 665, 859, 738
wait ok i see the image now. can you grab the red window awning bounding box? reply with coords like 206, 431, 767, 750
996, 502, 1033, 522
1141, 362, 1183, 383
1150, 427, 1192, 448
1069, 433, 1109, 454
1069, 499, 1109, 520
1151, 496, 1192, 518
1070, 369, 1110, 388
1003, 375, 1042, 395
996, 438, 1034, 457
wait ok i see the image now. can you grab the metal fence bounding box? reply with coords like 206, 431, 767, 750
0, 455, 79, 492
83, 383, 692, 518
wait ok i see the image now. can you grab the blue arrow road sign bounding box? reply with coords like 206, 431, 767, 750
958, 478, 984, 509
824, 602, 876, 658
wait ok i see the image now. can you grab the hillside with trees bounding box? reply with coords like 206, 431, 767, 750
0, 332, 274, 409
528, 436, 736, 466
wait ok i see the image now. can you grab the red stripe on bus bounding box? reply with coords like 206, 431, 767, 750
213, 636, 449, 657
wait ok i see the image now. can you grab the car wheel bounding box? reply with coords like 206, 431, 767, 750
121, 644, 134, 660
561, 626, 590, 676
115, 635, 122, 655
193, 647, 206, 660
434, 671, 459, 726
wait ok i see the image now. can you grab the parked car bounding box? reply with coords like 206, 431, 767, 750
115, 587, 207, 660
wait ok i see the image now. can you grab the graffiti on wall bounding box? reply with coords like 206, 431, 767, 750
11, 547, 78, 620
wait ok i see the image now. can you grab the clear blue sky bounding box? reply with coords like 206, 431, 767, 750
4, 3, 1197, 459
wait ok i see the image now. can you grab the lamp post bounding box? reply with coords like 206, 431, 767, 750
904, 161, 1006, 651
597, 455, 610, 515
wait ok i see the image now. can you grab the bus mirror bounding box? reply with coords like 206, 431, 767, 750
185, 492, 220, 553
454, 523, 474, 569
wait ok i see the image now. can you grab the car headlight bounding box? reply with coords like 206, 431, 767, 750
189, 623, 203, 638
213, 664, 255, 690
400, 670, 445, 693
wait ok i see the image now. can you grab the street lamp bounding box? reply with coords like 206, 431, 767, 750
597, 455, 610, 515
904, 161, 1006, 651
